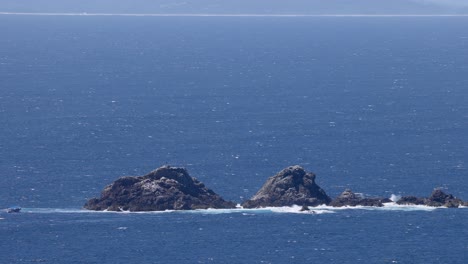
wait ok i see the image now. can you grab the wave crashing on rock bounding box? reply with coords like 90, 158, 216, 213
84, 165, 467, 212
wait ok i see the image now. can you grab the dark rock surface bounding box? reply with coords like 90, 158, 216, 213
241, 166, 331, 208
396, 189, 465, 208
425, 189, 464, 208
84, 166, 236, 211
330, 189, 391, 207
396, 196, 426, 205
83, 164, 466, 211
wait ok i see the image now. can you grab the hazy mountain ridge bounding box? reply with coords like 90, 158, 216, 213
1, 0, 468, 15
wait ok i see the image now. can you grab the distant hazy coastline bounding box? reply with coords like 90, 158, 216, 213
2, 12, 468, 17
1, 0, 468, 15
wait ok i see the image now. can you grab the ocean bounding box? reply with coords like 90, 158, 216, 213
0, 16, 467, 263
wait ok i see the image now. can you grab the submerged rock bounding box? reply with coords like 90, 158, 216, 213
241, 165, 331, 208
330, 189, 391, 207
84, 166, 236, 211
397, 189, 465, 208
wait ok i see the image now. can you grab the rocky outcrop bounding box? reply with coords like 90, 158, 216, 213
330, 189, 467, 208
396, 196, 426, 205
83, 164, 467, 211
241, 166, 331, 208
84, 166, 236, 211
330, 189, 392, 207
425, 189, 464, 208
396, 189, 465, 208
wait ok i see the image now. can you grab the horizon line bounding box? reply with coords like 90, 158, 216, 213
1, 12, 468, 17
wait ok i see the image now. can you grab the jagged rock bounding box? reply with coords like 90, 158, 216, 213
241, 165, 331, 208
397, 189, 464, 208
330, 189, 391, 207
426, 189, 463, 208
396, 196, 425, 205
84, 166, 236, 211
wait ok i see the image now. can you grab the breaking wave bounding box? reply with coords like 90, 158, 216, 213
13, 202, 465, 215
390, 194, 402, 202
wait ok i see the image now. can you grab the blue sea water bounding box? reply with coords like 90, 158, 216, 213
0, 16, 467, 263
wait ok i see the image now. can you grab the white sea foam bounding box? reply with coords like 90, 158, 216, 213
262, 205, 334, 214
377, 202, 440, 211
18, 202, 450, 216
309, 203, 441, 212
17, 203, 460, 215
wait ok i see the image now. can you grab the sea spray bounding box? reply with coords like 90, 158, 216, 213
390, 194, 402, 202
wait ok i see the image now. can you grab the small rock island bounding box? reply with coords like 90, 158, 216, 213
397, 189, 467, 208
85, 164, 467, 212
242, 165, 332, 208
84, 166, 236, 211
329, 188, 467, 208
241, 165, 466, 209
